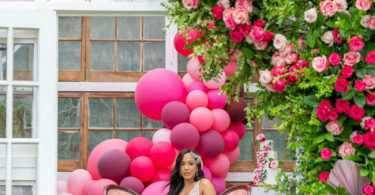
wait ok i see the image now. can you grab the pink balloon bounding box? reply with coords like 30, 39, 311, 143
189, 107, 213, 132
171, 123, 200, 150
130, 156, 156, 182
187, 58, 204, 80
57, 180, 68, 193
135, 68, 187, 120
126, 137, 153, 160
141, 181, 170, 195
222, 129, 240, 152
229, 122, 246, 139
152, 128, 171, 144
223, 61, 237, 77
211, 177, 226, 195
149, 142, 176, 169
88, 179, 116, 195
196, 130, 224, 158
174, 30, 201, 57
187, 81, 208, 93
203, 166, 212, 181
151, 169, 171, 183
67, 169, 92, 195
203, 72, 226, 89
211, 109, 230, 132
120, 176, 145, 194
224, 146, 240, 163
207, 89, 228, 109
81, 180, 96, 195
98, 150, 131, 183
161, 101, 190, 129
186, 90, 208, 110
182, 73, 196, 90
87, 139, 127, 180
205, 154, 230, 178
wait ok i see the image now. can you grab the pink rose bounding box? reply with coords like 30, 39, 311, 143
264, 31, 274, 42
367, 93, 375, 106
217, 0, 230, 9
223, 8, 236, 30
332, 28, 344, 43
259, 70, 272, 85
325, 120, 343, 135
271, 65, 285, 77
273, 34, 287, 51
338, 142, 355, 157
272, 56, 285, 67
328, 108, 338, 120
355, 0, 372, 11
364, 75, 375, 90
269, 160, 279, 168
239, 23, 252, 36
355, 80, 366, 92
233, 9, 249, 24
343, 51, 361, 66
328, 53, 341, 66
320, 148, 332, 160
304, 8, 317, 23
254, 40, 268, 50
251, 26, 265, 42
286, 74, 299, 84
183, 0, 199, 9
334, 0, 348, 12
369, 16, 375, 30
316, 107, 329, 122
366, 51, 375, 64
297, 60, 309, 68
336, 99, 350, 114
361, 116, 375, 129
235, 0, 253, 13
349, 104, 365, 121
285, 53, 298, 64
272, 78, 286, 92
254, 20, 266, 28
361, 15, 371, 28
280, 44, 293, 57
212, 6, 224, 20
342, 65, 353, 78
312, 56, 329, 73
363, 184, 375, 195
256, 133, 266, 142
319, 171, 330, 182
320, 0, 338, 17
335, 76, 350, 92
319, 100, 331, 110
349, 36, 365, 52
321, 31, 333, 46
364, 131, 375, 150
230, 29, 244, 43
353, 134, 364, 145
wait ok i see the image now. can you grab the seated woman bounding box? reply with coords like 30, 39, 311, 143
167, 149, 216, 195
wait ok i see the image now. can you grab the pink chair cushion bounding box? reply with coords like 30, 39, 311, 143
108, 189, 133, 195
226, 189, 248, 195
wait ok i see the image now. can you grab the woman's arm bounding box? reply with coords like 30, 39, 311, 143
200, 178, 216, 195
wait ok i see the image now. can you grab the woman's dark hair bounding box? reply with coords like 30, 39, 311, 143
166, 149, 204, 195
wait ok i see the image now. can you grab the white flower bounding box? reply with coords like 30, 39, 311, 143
259, 70, 272, 85
361, 15, 371, 28
321, 31, 333, 46
334, 0, 348, 12
273, 34, 287, 51
269, 161, 279, 168
304, 8, 317, 23
312, 56, 329, 73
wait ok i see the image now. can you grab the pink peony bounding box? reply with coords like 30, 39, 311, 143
319, 100, 332, 110
349, 36, 365, 52
304, 8, 317, 23
328, 53, 341, 66
217, 0, 230, 9
366, 51, 375, 64
343, 51, 361, 66
271, 65, 285, 77
223, 8, 236, 30
259, 70, 272, 85
271, 56, 286, 67
370, 16, 375, 30
320, 0, 338, 17
355, 80, 366, 92
264, 31, 274, 42
312, 56, 329, 73
328, 108, 338, 120
239, 23, 252, 36
285, 53, 299, 64
316, 107, 329, 122
319, 171, 330, 182
254, 20, 266, 28
256, 133, 266, 142
341, 65, 353, 78
349, 104, 365, 121
364, 75, 375, 90
355, 0, 372, 11
233, 8, 249, 24
230, 29, 245, 43
338, 142, 355, 157
367, 93, 375, 106
273, 34, 287, 51
361, 116, 375, 129
332, 28, 344, 43
336, 99, 350, 114
364, 131, 375, 150
353, 134, 364, 145
320, 148, 332, 160
183, 0, 199, 9
363, 184, 375, 195
235, 0, 253, 13
272, 78, 286, 92
334, 0, 347, 12
325, 120, 343, 135
335, 76, 350, 92
251, 26, 265, 42
254, 40, 268, 50
212, 6, 224, 20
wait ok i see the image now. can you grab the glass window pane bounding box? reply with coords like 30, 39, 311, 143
90, 42, 115, 71
12, 144, 37, 181
89, 98, 113, 128
12, 185, 33, 195
58, 16, 82, 39
13, 87, 34, 138
0, 41, 7, 80
262, 116, 281, 129
237, 131, 253, 161
0, 144, 5, 180
58, 131, 80, 160
117, 42, 141, 72
90, 17, 115, 39
58, 98, 80, 128
115, 131, 140, 142
142, 115, 163, 129
116, 98, 140, 128
88, 131, 113, 156
0, 87, 6, 138
178, 54, 188, 72
263, 131, 287, 160
143, 42, 165, 71
141, 131, 155, 141
117, 17, 141, 40
144, 17, 165, 39
13, 44, 34, 81
58, 41, 81, 71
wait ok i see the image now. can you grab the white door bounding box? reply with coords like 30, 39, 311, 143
0, 10, 57, 195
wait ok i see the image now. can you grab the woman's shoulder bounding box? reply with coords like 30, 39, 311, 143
199, 178, 216, 194
199, 178, 213, 186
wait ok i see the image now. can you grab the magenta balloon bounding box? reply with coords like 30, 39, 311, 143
229, 122, 246, 139
211, 177, 226, 195
88, 179, 116, 195
130, 156, 156, 182
170, 123, 200, 150
126, 137, 153, 160
223, 61, 237, 77
135, 68, 187, 120
224, 146, 240, 163
57, 180, 68, 194
187, 58, 204, 80
98, 150, 131, 183
81, 180, 95, 195
196, 130, 224, 158
142, 181, 170, 195
67, 169, 92, 195
149, 142, 176, 169
182, 73, 196, 89
187, 81, 208, 93
186, 90, 209, 110
203, 166, 212, 181
161, 101, 190, 129
222, 129, 240, 152
174, 30, 201, 58
151, 169, 171, 183
207, 89, 228, 109
224, 97, 248, 122
211, 109, 230, 132
203, 72, 226, 89
189, 107, 214, 132
120, 176, 145, 194
206, 154, 230, 178
87, 139, 127, 180
152, 128, 172, 144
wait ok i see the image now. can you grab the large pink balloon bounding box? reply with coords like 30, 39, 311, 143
224, 146, 240, 163
222, 129, 240, 152
170, 123, 200, 150
126, 137, 153, 160
151, 169, 171, 183
189, 107, 214, 132
187, 81, 208, 93
149, 142, 176, 169
211, 177, 226, 195
120, 176, 145, 194
196, 130, 224, 158
88, 179, 116, 195
174, 30, 201, 57
152, 128, 171, 144
135, 68, 187, 120
203, 166, 212, 181
130, 156, 156, 182
207, 89, 228, 109
205, 154, 230, 178
187, 58, 204, 80
67, 169, 92, 195
87, 139, 127, 180
98, 150, 131, 183
211, 109, 230, 132
81, 180, 96, 195
186, 90, 208, 110
182, 73, 196, 89
203, 72, 226, 89
161, 101, 190, 129
229, 122, 246, 139
141, 181, 170, 195
57, 180, 68, 194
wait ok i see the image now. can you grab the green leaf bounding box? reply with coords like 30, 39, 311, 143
366, 107, 375, 116
278, 161, 284, 167
242, 47, 254, 59
368, 68, 375, 76
254, 58, 265, 67
314, 134, 325, 144
342, 123, 352, 138
369, 150, 375, 159
372, 171, 375, 185
341, 88, 356, 100
346, 154, 362, 162
360, 168, 370, 176
316, 13, 325, 27
326, 185, 336, 194
307, 30, 315, 48
314, 157, 324, 163
325, 133, 334, 142
356, 68, 367, 79
337, 187, 349, 195
337, 115, 347, 126
304, 95, 320, 108
354, 95, 366, 108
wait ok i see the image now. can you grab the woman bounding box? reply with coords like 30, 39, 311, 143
167, 149, 216, 195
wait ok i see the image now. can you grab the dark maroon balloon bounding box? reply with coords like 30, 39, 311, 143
170, 123, 200, 151
120, 176, 144, 194
224, 97, 247, 122
229, 122, 246, 139
161, 101, 190, 129
196, 130, 224, 158
98, 149, 131, 184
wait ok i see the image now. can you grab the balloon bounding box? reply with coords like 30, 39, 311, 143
135, 68, 187, 120
151, 169, 171, 183
161, 101, 190, 129
170, 123, 200, 150
67, 169, 92, 195
203, 72, 226, 89
152, 128, 172, 144
174, 29, 201, 57
98, 150, 131, 183
57, 180, 68, 193
224, 97, 247, 122
187, 58, 204, 80
81, 180, 96, 195
182, 73, 196, 89
205, 154, 230, 178
87, 139, 128, 180
186, 90, 208, 110
141, 181, 170, 195
222, 129, 240, 152
88, 179, 116, 195
149, 142, 176, 169
207, 89, 228, 109
224, 146, 240, 163
120, 176, 145, 194
203, 166, 212, 181
130, 156, 156, 182
223, 61, 237, 77
126, 137, 153, 160
229, 122, 246, 139
196, 130, 224, 158
211, 109, 230, 132
189, 107, 214, 132
187, 81, 208, 93
211, 177, 226, 195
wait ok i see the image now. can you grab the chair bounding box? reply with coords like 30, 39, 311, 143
220, 184, 251, 195
104, 185, 140, 195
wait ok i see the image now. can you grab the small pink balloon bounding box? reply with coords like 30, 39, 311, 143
152, 128, 171, 144
182, 73, 196, 89
224, 146, 240, 163
98, 150, 131, 183
207, 89, 228, 109
203, 72, 226, 89
67, 169, 92, 195
141, 181, 170, 195
211, 109, 230, 132
223, 61, 237, 77
211, 177, 226, 195
205, 154, 230, 178
187, 81, 208, 93
161, 101, 190, 129
189, 107, 213, 132
126, 137, 153, 160
57, 180, 68, 193
81, 180, 96, 195
130, 156, 156, 182
203, 166, 212, 181
120, 176, 145, 194
187, 58, 204, 80
229, 122, 246, 139
174, 30, 201, 57
222, 129, 240, 152
88, 179, 116, 195
186, 90, 209, 110
170, 123, 200, 150
151, 169, 171, 183
149, 142, 176, 169
196, 130, 224, 158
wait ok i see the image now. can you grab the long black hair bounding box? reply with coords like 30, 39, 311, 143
166, 149, 204, 195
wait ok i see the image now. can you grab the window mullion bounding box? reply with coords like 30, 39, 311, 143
165, 18, 177, 73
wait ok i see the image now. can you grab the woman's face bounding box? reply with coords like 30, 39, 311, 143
179, 153, 198, 181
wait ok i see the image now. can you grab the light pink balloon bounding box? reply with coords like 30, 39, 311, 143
205, 154, 230, 178
189, 107, 213, 132
152, 128, 171, 144
207, 89, 228, 109
182, 73, 196, 89
186, 90, 208, 110
81, 180, 96, 195
203, 166, 212, 181
141, 181, 170, 195
203, 72, 226, 89
211, 109, 230, 132
187, 81, 208, 93
57, 180, 68, 194
222, 129, 240, 152
88, 179, 116, 195
224, 146, 240, 163
87, 139, 127, 180
187, 58, 204, 80
68, 169, 92, 195
223, 61, 237, 76
211, 177, 226, 195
